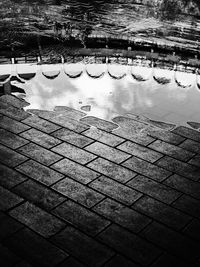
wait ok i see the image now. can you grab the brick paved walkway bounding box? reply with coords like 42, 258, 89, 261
0, 94, 200, 267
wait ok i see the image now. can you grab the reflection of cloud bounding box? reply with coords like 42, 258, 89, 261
70, 73, 116, 120
116, 77, 154, 111
168, 90, 187, 101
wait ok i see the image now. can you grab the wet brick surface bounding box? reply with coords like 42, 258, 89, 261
0, 97, 200, 267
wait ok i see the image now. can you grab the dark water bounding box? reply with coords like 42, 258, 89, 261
1, 0, 200, 55
1, 0, 200, 125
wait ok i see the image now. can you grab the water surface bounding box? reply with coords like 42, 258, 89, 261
11, 62, 200, 126
1, 0, 200, 54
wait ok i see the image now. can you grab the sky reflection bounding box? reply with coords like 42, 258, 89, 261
12, 63, 200, 126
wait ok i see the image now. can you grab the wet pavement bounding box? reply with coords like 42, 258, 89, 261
0, 94, 200, 267
1, 1, 200, 266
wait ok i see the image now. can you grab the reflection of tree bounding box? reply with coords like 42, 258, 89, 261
158, 0, 182, 20
1, 0, 200, 56
158, 0, 200, 20
65, 0, 109, 20
77, 25, 92, 47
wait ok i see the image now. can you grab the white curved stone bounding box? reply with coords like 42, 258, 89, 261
175, 71, 195, 88
0, 64, 12, 84
41, 64, 61, 79
153, 68, 173, 84
107, 64, 128, 79
131, 65, 152, 81
86, 64, 107, 78
64, 63, 85, 78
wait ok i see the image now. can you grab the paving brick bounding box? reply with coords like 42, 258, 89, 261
118, 141, 163, 163
189, 155, 200, 167
0, 101, 30, 121
17, 143, 62, 166
151, 252, 193, 267
58, 257, 86, 267
183, 219, 200, 241
0, 95, 29, 109
156, 156, 200, 181
0, 128, 29, 149
22, 115, 61, 133
52, 128, 93, 147
0, 243, 20, 267
128, 175, 181, 204
15, 160, 64, 186
112, 116, 155, 146
85, 142, 131, 163
0, 211, 5, 219
52, 200, 110, 236
52, 158, 99, 184
0, 115, 30, 134
14, 260, 33, 267
50, 226, 114, 267
141, 222, 200, 262
26, 109, 58, 119
4, 227, 68, 267
148, 139, 194, 162
0, 186, 23, 211
54, 106, 86, 120
172, 126, 200, 142
52, 142, 97, 164
126, 113, 176, 131
27, 109, 89, 132
104, 254, 140, 267
133, 196, 191, 230
50, 114, 89, 133
148, 128, 185, 145
87, 158, 136, 183
9, 202, 66, 237
164, 174, 200, 200
13, 180, 65, 211
0, 163, 27, 189
98, 224, 161, 266
20, 128, 61, 149
80, 116, 118, 131
83, 127, 124, 147
52, 177, 104, 208
187, 121, 200, 130
123, 156, 171, 182
172, 195, 200, 219
93, 198, 150, 233
89, 176, 142, 205
112, 116, 147, 132
179, 139, 200, 154
0, 212, 23, 241
146, 119, 176, 131
0, 144, 28, 167
114, 128, 154, 146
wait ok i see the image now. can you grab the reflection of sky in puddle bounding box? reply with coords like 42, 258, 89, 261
13, 63, 200, 126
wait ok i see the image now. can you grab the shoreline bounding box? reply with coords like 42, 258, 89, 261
0, 34, 200, 69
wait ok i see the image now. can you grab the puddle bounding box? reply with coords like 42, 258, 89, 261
2, 62, 200, 127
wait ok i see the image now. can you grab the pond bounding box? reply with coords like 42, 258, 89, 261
1, 0, 200, 126
1, 0, 200, 55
